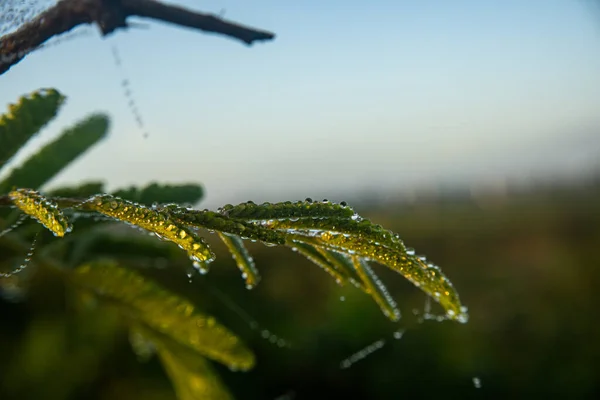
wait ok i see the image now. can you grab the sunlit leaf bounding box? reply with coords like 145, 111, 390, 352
218, 233, 260, 289
0, 114, 109, 192
0, 88, 64, 170
71, 261, 255, 371
218, 199, 355, 221
165, 205, 286, 245
9, 188, 71, 237
158, 200, 467, 322
351, 256, 401, 322
80, 195, 215, 264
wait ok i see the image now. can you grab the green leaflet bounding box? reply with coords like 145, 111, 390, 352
290, 242, 400, 321
313, 247, 364, 288
261, 216, 409, 255
352, 256, 401, 322
291, 242, 347, 285
82, 194, 215, 264
165, 206, 286, 245
0, 114, 109, 192
286, 231, 466, 322
72, 261, 255, 371
221, 206, 466, 322
218, 199, 355, 221
9, 188, 71, 237
218, 233, 260, 289
0, 88, 65, 170
112, 182, 204, 207
163, 200, 466, 322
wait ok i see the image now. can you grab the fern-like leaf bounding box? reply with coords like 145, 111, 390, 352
9, 188, 71, 237
351, 256, 401, 321
71, 261, 255, 371
81, 195, 215, 264
171, 200, 467, 322
218, 232, 260, 289
0, 114, 109, 192
0, 88, 65, 170
219, 199, 354, 220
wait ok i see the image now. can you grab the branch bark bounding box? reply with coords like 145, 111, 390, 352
0, 0, 275, 75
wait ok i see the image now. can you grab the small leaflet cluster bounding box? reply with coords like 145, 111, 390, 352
0, 88, 65, 167
73, 261, 255, 372
83, 194, 215, 265
9, 188, 72, 237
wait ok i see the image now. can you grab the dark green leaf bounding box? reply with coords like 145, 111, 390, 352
0, 114, 109, 192
0, 88, 65, 171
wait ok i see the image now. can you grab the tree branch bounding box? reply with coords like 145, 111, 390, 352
0, 0, 275, 75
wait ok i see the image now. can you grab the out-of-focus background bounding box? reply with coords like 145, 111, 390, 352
1, 0, 600, 399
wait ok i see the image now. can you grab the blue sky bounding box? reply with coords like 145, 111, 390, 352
1, 0, 599, 207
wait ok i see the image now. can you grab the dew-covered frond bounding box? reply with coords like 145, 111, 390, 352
80, 195, 215, 264
0, 114, 109, 192
0, 188, 468, 323
112, 182, 204, 207
72, 261, 255, 371
218, 232, 260, 289
283, 230, 466, 322
9, 188, 71, 237
0, 88, 65, 171
218, 199, 355, 221
260, 215, 408, 254
165, 206, 287, 245
213, 200, 467, 322
94, 198, 466, 322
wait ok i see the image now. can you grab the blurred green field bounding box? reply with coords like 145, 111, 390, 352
1, 181, 600, 399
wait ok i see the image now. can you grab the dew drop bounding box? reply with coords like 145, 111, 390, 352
392, 329, 405, 340
472, 377, 482, 389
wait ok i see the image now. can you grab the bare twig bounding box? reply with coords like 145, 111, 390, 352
0, 0, 275, 75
